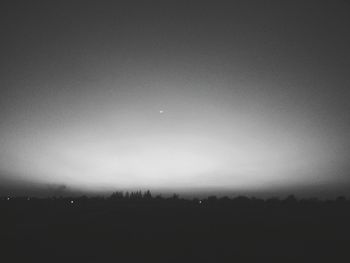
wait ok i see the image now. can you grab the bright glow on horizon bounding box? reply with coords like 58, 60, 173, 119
0, 95, 335, 194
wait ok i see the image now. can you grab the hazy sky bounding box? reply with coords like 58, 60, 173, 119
1, 1, 350, 197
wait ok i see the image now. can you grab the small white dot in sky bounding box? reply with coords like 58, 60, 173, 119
159, 110, 164, 114
70, 200, 74, 204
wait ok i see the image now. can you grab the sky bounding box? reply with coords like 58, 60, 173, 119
1, 0, 350, 197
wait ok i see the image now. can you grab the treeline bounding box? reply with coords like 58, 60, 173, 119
1, 191, 348, 206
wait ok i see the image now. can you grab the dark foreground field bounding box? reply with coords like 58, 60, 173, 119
2, 194, 350, 262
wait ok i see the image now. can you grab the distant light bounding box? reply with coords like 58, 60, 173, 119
199, 200, 202, 204
70, 200, 74, 204
7, 197, 10, 201
159, 110, 164, 114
